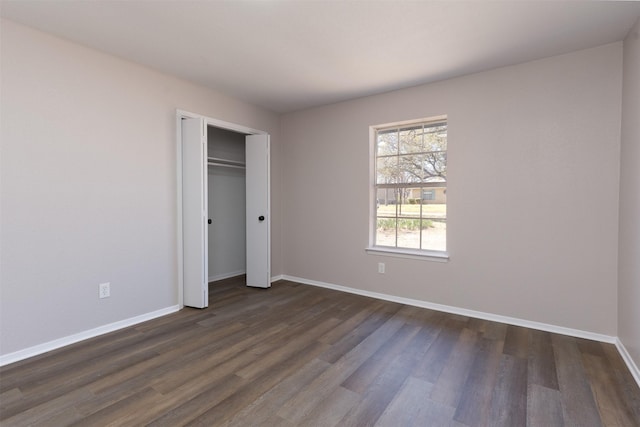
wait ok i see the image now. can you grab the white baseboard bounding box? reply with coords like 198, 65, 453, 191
208, 272, 282, 285
208, 270, 245, 283
284, 275, 640, 389
0, 305, 181, 367
282, 275, 617, 344
615, 338, 640, 388
207, 273, 282, 287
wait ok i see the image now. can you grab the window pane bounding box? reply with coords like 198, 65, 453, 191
397, 155, 425, 183
376, 188, 398, 207
419, 185, 446, 252
377, 129, 398, 156
399, 125, 423, 154
391, 187, 408, 214
422, 151, 447, 180
397, 189, 420, 218
376, 156, 398, 184
397, 219, 421, 249
420, 187, 447, 213
421, 219, 446, 252
398, 154, 424, 183
424, 124, 447, 151
396, 153, 447, 183
376, 218, 396, 247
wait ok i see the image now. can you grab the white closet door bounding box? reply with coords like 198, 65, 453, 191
182, 118, 208, 307
245, 134, 270, 288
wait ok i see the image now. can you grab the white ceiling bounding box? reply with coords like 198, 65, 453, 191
2, 1, 639, 113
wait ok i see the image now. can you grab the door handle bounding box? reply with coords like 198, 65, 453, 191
258, 216, 265, 222
208, 219, 212, 224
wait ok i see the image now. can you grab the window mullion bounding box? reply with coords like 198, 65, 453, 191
395, 129, 399, 248
419, 125, 424, 250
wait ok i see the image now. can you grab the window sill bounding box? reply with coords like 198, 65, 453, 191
365, 247, 449, 262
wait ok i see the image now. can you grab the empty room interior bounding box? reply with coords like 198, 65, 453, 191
1, 1, 640, 425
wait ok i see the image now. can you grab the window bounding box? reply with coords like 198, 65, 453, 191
372, 118, 447, 255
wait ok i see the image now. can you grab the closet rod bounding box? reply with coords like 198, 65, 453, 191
207, 162, 245, 170
207, 156, 245, 166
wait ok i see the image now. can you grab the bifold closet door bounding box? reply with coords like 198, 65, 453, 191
182, 118, 209, 307
245, 134, 271, 288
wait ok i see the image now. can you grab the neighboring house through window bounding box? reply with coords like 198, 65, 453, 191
372, 117, 447, 256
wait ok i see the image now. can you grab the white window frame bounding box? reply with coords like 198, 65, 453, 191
366, 116, 449, 262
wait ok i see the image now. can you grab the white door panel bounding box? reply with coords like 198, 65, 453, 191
182, 118, 208, 307
245, 134, 270, 288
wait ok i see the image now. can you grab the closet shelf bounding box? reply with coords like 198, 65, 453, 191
207, 157, 246, 169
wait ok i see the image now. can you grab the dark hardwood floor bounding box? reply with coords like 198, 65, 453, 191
1, 276, 639, 426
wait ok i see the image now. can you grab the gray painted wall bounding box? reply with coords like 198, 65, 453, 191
280, 43, 623, 336
619, 18, 640, 372
0, 19, 280, 356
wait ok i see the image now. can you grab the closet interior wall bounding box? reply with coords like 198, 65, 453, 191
207, 125, 247, 282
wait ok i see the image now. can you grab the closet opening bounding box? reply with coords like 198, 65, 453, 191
177, 109, 271, 309
207, 126, 248, 284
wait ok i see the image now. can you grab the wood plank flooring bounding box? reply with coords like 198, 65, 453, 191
1, 276, 639, 426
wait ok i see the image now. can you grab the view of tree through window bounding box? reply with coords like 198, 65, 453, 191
374, 119, 447, 252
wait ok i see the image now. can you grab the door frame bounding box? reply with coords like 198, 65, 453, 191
176, 109, 269, 308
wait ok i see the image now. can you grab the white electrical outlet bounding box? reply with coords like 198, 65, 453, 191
99, 282, 110, 299
378, 262, 385, 274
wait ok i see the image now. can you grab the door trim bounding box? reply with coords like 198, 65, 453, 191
176, 109, 269, 308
